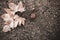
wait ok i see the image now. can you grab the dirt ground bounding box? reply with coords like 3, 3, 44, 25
0, 0, 60, 40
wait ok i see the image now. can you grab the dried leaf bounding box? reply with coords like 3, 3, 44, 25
2, 1, 26, 32
8, 2, 17, 11
18, 17, 26, 26
1, 14, 13, 21
9, 21, 14, 29
3, 8, 13, 14
2, 25, 11, 32
4, 20, 11, 25
8, 1, 25, 12
18, 1, 25, 12
13, 20, 18, 28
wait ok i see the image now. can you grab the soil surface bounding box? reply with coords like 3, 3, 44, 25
0, 0, 60, 40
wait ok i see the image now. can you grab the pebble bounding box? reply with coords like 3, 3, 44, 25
30, 13, 36, 19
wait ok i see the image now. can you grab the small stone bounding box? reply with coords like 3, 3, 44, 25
30, 13, 36, 19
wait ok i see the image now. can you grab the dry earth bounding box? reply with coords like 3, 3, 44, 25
0, 0, 60, 40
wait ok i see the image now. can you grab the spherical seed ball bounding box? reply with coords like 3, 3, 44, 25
30, 13, 36, 19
